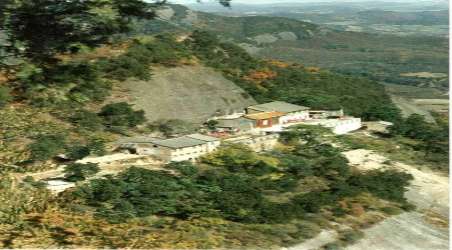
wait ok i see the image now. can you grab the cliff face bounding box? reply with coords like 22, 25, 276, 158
122, 65, 256, 124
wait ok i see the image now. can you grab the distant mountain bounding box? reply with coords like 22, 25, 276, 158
185, 1, 449, 37
134, 4, 449, 90
187, 1, 449, 14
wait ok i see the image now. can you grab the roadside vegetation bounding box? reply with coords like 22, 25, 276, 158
338, 113, 449, 172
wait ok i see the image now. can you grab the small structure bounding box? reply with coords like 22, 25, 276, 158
246, 101, 310, 125
119, 134, 221, 162
224, 133, 280, 152
244, 111, 285, 129
212, 113, 255, 134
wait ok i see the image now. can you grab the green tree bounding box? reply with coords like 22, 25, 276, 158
362, 104, 402, 123
64, 163, 100, 182
349, 170, 413, 203
4, 0, 157, 64
0, 85, 12, 107
70, 109, 104, 131
28, 134, 66, 161
390, 114, 430, 140
99, 102, 146, 128
3, 0, 231, 65
205, 120, 219, 131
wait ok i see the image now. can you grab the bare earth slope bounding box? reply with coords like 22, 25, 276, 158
346, 212, 449, 250
122, 65, 256, 123
288, 149, 449, 250
344, 149, 449, 250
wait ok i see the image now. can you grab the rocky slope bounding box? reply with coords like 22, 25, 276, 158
121, 65, 256, 124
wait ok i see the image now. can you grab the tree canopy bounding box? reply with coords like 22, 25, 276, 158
1, 0, 231, 65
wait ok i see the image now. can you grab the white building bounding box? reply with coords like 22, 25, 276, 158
246, 101, 310, 125
119, 134, 221, 162
302, 117, 362, 135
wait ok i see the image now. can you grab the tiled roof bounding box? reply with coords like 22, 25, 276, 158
247, 101, 309, 113
186, 134, 220, 142
121, 134, 219, 149
117, 137, 161, 144
244, 111, 285, 120
152, 137, 207, 149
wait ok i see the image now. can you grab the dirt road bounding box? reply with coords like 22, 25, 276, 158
390, 95, 435, 122
346, 212, 448, 250
344, 149, 449, 250
287, 149, 449, 250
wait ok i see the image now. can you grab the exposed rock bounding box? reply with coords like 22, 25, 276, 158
181, 9, 199, 26
122, 66, 256, 124
278, 31, 298, 41
238, 43, 262, 55
253, 34, 279, 44
156, 6, 175, 21
345, 212, 449, 250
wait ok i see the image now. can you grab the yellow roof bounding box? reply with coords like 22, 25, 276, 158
245, 111, 285, 120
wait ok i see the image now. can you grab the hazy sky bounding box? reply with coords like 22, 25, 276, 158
168, 0, 420, 4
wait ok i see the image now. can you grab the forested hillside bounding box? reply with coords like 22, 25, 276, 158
0, 0, 447, 248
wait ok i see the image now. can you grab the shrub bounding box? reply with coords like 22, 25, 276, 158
323, 242, 342, 250
167, 161, 199, 177
148, 119, 196, 137
66, 145, 91, 160
70, 109, 104, 131
0, 85, 12, 107
64, 163, 100, 182
338, 229, 364, 244
28, 134, 66, 161
380, 206, 403, 215
349, 170, 413, 202
65, 139, 107, 160
99, 102, 146, 128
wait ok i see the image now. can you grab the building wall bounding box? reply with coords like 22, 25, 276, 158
216, 118, 254, 134
125, 141, 221, 162
329, 118, 362, 135
225, 134, 280, 152
256, 118, 273, 128
167, 141, 221, 162
280, 111, 310, 124
310, 110, 344, 119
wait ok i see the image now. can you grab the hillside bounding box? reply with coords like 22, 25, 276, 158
121, 65, 256, 123
138, 4, 449, 91
0, 1, 448, 249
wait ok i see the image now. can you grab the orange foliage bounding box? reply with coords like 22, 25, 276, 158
266, 60, 290, 68
0, 70, 15, 84
350, 203, 365, 217
56, 42, 130, 62
306, 67, 321, 73
243, 69, 277, 84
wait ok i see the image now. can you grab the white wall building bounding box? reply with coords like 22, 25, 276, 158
119, 134, 221, 162
246, 101, 310, 125
302, 117, 362, 135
